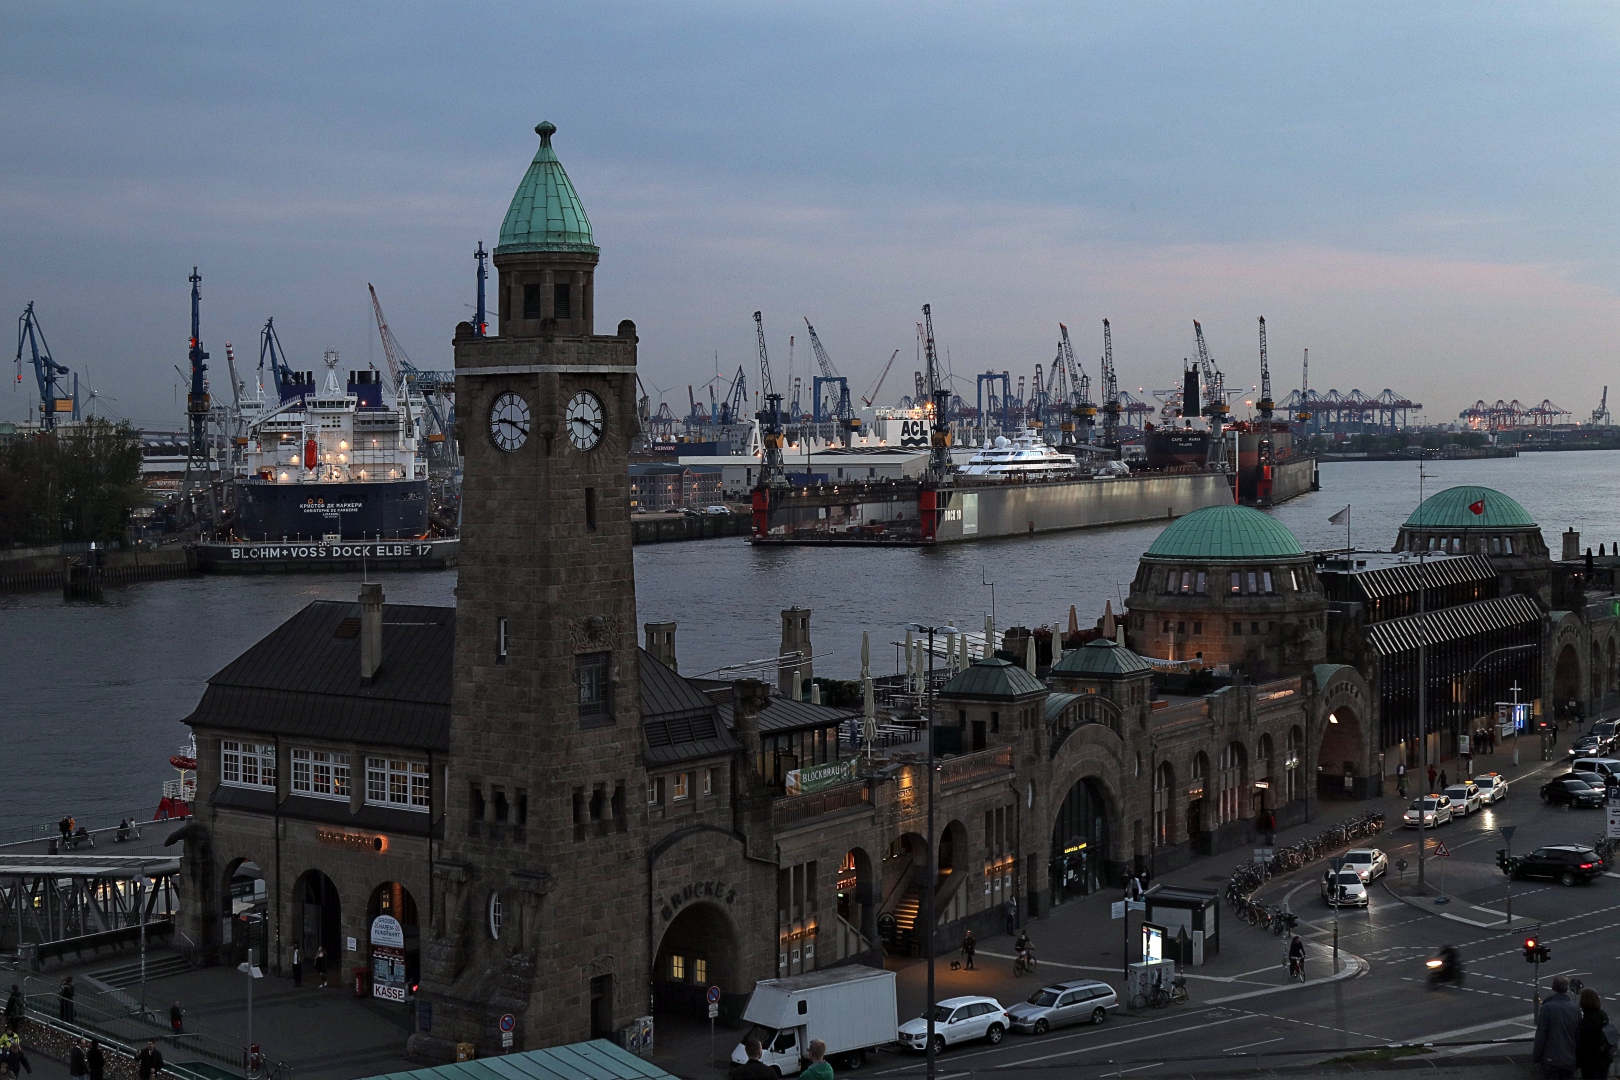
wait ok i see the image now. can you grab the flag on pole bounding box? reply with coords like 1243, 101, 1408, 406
1469, 498, 1485, 516
1328, 505, 1350, 525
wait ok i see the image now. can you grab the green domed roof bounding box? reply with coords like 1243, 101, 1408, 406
1051, 638, 1153, 677
1403, 486, 1535, 530
496, 122, 598, 257
939, 658, 1045, 700
1144, 504, 1305, 561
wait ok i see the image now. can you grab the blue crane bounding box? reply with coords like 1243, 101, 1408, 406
14, 302, 77, 431
474, 241, 489, 336
258, 317, 313, 403
803, 317, 852, 425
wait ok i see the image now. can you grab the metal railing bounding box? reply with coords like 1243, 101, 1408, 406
0, 809, 168, 851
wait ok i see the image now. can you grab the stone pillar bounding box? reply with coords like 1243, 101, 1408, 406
644, 621, 677, 671
779, 607, 812, 696
1564, 528, 1581, 562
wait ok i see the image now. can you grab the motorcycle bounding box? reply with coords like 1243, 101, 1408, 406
1425, 945, 1464, 985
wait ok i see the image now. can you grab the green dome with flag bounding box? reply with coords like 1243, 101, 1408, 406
1403, 486, 1535, 530
1143, 504, 1305, 562
496, 121, 598, 256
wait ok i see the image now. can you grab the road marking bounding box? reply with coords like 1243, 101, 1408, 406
1114, 1062, 1163, 1074
976, 950, 1251, 985
987, 1013, 1263, 1069
1406, 1016, 1539, 1043
1471, 905, 1508, 916
1222, 1036, 1284, 1052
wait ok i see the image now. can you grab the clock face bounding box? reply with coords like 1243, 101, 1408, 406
566, 390, 604, 451
489, 392, 530, 452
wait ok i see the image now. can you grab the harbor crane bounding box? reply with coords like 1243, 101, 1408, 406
369, 284, 456, 460
921, 304, 953, 479
1592, 386, 1610, 427
753, 311, 786, 486
1100, 319, 1121, 446
14, 302, 77, 431
1058, 323, 1095, 442
258, 317, 307, 402
862, 349, 901, 408
1296, 348, 1311, 425
803, 317, 855, 429
1192, 320, 1228, 424
186, 269, 211, 457
1256, 316, 1274, 422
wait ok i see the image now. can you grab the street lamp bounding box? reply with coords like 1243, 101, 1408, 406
237, 914, 265, 1077
909, 622, 957, 1080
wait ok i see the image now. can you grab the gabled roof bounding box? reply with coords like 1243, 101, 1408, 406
497, 122, 598, 256
1403, 486, 1536, 530
1051, 638, 1153, 677
1144, 504, 1305, 562
181, 600, 453, 750
939, 658, 1045, 700
639, 650, 739, 765
716, 694, 858, 734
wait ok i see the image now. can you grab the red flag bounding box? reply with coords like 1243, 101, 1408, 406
1469, 498, 1485, 516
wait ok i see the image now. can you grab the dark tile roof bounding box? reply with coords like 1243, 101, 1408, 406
182, 600, 453, 751
716, 695, 858, 734
939, 657, 1046, 700
1051, 639, 1153, 677
639, 650, 739, 766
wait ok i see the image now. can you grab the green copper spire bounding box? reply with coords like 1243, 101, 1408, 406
496, 121, 598, 256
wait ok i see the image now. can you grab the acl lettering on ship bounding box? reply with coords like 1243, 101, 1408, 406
659, 880, 737, 923
897, 419, 929, 447
230, 543, 435, 560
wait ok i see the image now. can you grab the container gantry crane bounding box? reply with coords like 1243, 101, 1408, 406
803, 317, 854, 429
753, 311, 786, 486
14, 302, 76, 431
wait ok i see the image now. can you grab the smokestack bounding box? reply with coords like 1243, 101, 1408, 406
644, 621, 678, 671
360, 582, 384, 684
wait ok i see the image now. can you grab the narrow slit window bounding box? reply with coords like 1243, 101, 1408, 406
553, 283, 572, 319
522, 283, 541, 318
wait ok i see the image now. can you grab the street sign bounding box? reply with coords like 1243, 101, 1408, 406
1111, 901, 1126, 920
1395, 858, 1408, 874
1128, 899, 1145, 912
706, 985, 721, 1005
1607, 801, 1620, 840
499, 1013, 516, 1033
1500, 825, 1517, 842
1434, 840, 1451, 858
708, 1003, 720, 1019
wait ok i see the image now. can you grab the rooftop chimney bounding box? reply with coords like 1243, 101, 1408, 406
733, 679, 770, 760
779, 607, 813, 696
645, 621, 678, 671
1563, 527, 1580, 562
360, 582, 384, 684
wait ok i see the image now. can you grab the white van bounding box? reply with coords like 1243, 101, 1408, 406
1570, 757, 1620, 782
732, 967, 898, 1074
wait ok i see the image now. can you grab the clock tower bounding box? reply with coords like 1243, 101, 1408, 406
415, 121, 647, 1057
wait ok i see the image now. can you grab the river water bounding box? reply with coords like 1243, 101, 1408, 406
5, 450, 1619, 833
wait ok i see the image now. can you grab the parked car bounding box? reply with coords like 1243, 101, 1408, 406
1570, 757, 1620, 782
1403, 795, 1453, 828
1443, 782, 1483, 816
1473, 773, 1509, 804
1508, 844, 1606, 885
704, 505, 731, 516
899, 997, 1010, 1052
1339, 848, 1388, 882
1321, 867, 1369, 907
1569, 735, 1605, 758
1551, 770, 1607, 789
1541, 778, 1605, 808
1006, 980, 1118, 1034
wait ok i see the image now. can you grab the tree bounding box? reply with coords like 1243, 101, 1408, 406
0, 419, 143, 547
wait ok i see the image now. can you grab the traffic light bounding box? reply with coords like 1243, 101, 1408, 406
1523, 937, 1550, 963
1496, 849, 1510, 871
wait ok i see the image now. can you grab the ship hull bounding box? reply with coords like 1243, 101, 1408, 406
193, 538, 458, 574
1232, 429, 1317, 507
233, 478, 429, 541
751, 472, 1234, 545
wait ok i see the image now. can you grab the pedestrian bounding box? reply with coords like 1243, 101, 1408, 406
57, 977, 73, 1024
134, 1041, 163, 1080
1534, 974, 1582, 1080
1396, 761, 1407, 798
291, 945, 302, 988
800, 1040, 833, 1080
169, 1002, 183, 1047
3, 1023, 30, 1077
69, 1043, 87, 1080
1576, 987, 1614, 1080
1127, 874, 1143, 901
1004, 898, 1018, 936
1439, 769, 1448, 791
730, 1040, 775, 1080
961, 929, 976, 970
56, 818, 69, 844
86, 1042, 103, 1080
315, 945, 327, 988
3, 986, 20, 1031
1427, 764, 1437, 791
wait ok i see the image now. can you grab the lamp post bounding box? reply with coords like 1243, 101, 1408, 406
910, 622, 957, 1080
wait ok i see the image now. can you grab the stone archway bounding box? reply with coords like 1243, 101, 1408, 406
653, 900, 740, 1019
1554, 643, 1582, 721
220, 857, 267, 966
835, 847, 878, 962
880, 832, 928, 956
294, 869, 342, 975
1048, 777, 1111, 905
1318, 706, 1368, 798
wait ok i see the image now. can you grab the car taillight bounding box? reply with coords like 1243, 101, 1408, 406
1580, 863, 1595, 869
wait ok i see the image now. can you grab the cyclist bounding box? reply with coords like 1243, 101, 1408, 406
1014, 930, 1036, 972
1288, 935, 1307, 982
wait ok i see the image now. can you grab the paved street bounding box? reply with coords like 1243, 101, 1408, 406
850, 735, 1617, 1079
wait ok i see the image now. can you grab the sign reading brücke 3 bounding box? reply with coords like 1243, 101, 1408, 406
659, 881, 737, 923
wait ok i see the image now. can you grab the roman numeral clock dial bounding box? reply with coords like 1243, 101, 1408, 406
488, 392, 530, 452
566, 390, 604, 451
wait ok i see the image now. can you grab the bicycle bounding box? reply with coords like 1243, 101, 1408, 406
1013, 950, 1037, 976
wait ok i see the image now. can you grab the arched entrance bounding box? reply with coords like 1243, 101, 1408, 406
1318, 706, 1368, 798
294, 870, 342, 974
836, 848, 878, 961
220, 858, 267, 965
1256, 734, 1275, 812
1049, 778, 1110, 904
366, 882, 419, 999
1153, 763, 1174, 846
654, 901, 740, 1018
1554, 644, 1582, 721
1286, 726, 1304, 803
879, 832, 928, 955
1187, 753, 1209, 843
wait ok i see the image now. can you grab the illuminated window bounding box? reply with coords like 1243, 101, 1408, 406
291, 749, 350, 800
673, 773, 690, 801
670, 955, 686, 980
221, 741, 276, 790
366, 758, 430, 811
694, 958, 708, 984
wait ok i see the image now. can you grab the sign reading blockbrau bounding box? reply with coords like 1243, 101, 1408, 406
783, 759, 857, 796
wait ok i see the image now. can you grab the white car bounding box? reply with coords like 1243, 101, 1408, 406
1321, 867, 1369, 907
899, 996, 1009, 1053
704, 505, 731, 515
1402, 794, 1453, 828
1474, 773, 1508, 804
1339, 848, 1388, 882
1443, 782, 1482, 816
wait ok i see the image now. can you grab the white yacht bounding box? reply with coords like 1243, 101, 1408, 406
958, 432, 1079, 479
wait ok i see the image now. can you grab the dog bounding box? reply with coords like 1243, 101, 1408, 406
949, 960, 961, 971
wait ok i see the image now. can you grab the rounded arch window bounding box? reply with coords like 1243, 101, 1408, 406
488, 891, 503, 940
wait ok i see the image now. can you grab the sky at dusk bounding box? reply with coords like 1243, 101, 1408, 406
4, 3, 1619, 429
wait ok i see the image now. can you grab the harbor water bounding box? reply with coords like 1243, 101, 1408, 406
4, 451, 1619, 833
